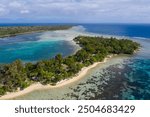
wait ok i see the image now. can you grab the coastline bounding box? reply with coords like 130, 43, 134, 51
0, 30, 54, 38
0, 26, 73, 38
0, 55, 114, 100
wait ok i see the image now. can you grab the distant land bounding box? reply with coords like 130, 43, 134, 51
0, 25, 72, 38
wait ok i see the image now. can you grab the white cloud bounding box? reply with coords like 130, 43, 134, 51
20, 10, 29, 14
0, 0, 150, 23
0, 7, 5, 15
0, 4, 8, 16
9, 1, 22, 8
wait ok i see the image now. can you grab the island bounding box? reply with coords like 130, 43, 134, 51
0, 25, 72, 38
0, 36, 140, 98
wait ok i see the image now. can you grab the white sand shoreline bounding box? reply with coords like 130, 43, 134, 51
0, 55, 114, 100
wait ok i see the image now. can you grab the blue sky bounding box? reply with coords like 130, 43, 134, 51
0, 0, 150, 23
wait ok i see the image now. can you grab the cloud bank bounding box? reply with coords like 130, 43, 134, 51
0, 0, 150, 23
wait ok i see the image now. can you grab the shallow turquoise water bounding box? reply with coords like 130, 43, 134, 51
0, 32, 78, 63
0, 40, 76, 63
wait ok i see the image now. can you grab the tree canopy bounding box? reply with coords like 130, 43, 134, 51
0, 36, 140, 96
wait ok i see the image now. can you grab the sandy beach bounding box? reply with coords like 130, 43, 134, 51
0, 55, 114, 100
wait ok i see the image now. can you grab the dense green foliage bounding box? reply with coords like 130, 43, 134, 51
0, 36, 140, 96
0, 25, 72, 38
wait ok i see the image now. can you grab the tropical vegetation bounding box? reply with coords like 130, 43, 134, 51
0, 36, 140, 96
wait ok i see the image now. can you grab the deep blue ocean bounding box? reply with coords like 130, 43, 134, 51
1, 23, 150, 38
0, 23, 150, 100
